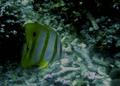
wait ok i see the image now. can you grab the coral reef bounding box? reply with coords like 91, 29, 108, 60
0, 0, 120, 86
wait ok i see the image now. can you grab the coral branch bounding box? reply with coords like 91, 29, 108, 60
86, 11, 99, 30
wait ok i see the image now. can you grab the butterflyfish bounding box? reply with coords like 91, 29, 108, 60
21, 22, 62, 68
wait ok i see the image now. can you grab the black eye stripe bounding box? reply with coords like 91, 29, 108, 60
27, 46, 29, 51
33, 32, 36, 37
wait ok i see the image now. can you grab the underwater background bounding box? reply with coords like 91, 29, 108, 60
0, 0, 120, 86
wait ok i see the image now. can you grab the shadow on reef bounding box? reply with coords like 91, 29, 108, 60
0, 2, 24, 65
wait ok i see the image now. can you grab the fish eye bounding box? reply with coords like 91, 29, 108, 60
27, 46, 29, 51
33, 32, 36, 37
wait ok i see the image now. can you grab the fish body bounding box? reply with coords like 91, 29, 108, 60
21, 22, 62, 68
